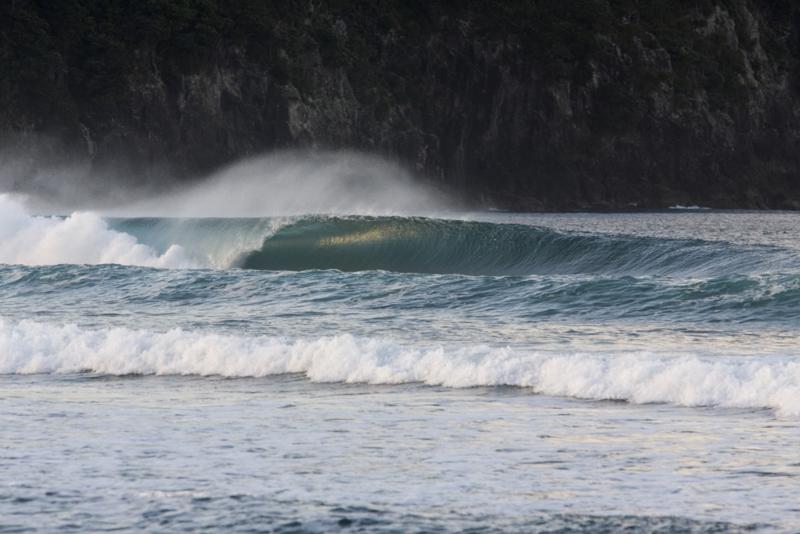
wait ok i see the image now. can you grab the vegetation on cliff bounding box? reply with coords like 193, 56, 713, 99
2, 0, 799, 209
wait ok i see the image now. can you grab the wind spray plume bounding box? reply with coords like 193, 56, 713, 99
116, 150, 452, 217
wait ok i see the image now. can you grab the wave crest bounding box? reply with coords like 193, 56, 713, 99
2, 318, 798, 417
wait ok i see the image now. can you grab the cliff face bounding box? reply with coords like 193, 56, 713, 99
1, 0, 799, 210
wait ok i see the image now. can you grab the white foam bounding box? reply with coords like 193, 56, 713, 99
0, 195, 196, 268
2, 318, 798, 417
668, 204, 711, 210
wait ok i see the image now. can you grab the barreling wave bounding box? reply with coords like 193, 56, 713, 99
3, 194, 798, 277
2, 318, 799, 416
239, 216, 799, 277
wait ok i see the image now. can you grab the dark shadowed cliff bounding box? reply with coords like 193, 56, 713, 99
2, 0, 800, 210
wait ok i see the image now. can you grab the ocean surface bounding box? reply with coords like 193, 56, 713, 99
1, 193, 799, 532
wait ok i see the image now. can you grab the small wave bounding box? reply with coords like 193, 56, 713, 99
3, 264, 799, 326
2, 319, 798, 417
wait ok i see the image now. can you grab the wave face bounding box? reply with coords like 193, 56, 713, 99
3, 318, 799, 417
239, 216, 799, 277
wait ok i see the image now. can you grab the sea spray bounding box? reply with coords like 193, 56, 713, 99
110, 151, 451, 217
4, 193, 799, 277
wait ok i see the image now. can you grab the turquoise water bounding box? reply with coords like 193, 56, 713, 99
1, 197, 799, 532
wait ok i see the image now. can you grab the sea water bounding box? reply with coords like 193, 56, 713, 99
1, 195, 799, 532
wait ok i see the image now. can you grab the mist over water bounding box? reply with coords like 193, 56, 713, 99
122, 152, 451, 217
114, 151, 452, 217
2, 149, 451, 216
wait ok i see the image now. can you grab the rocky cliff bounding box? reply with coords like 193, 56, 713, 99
2, 0, 799, 210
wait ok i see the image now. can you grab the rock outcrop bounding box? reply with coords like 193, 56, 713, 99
1, 0, 799, 209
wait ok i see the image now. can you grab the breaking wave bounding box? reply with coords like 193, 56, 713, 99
3, 195, 799, 277
0, 195, 196, 268
2, 318, 799, 417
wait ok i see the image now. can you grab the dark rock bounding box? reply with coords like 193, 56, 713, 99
1, 0, 799, 210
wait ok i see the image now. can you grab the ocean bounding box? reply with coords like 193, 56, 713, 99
1, 193, 799, 532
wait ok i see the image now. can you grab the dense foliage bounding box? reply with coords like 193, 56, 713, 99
3, 1, 796, 118
1, 0, 799, 208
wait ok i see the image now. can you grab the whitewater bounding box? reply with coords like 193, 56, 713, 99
2, 172, 800, 532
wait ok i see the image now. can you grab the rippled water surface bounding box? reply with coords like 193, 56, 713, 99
4, 376, 799, 532
1, 200, 799, 532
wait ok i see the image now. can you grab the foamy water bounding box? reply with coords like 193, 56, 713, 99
0, 195, 195, 268
2, 319, 799, 417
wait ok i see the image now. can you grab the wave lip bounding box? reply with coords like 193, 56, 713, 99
3, 319, 799, 417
